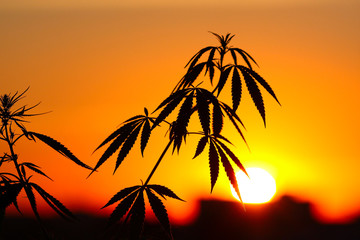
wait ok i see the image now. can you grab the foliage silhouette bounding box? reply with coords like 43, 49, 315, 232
93, 32, 280, 239
0, 88, 92, 238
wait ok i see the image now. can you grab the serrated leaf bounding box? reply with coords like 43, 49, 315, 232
0, 155, 5, 167
184, 46, 214, 70
148, 185, 184, 201
207, 62, 215, 84
108, 189, 139, 226
20, 165, 26, 179
216, 145, 242, 202
14, 121, 33, 141
90, 123, 138, 175
102, 185, 141, 209
169, 122, 182, 153
207, 47, 216, 65
140, 119, 151, 156
123, 115, 144, 124
152, 89, 188, 129
212, 98, 223, 136
208, 141, 219, 192
114, 124, 142, 173
174, 92, 194, 142
154, 89, 186, 113
219, 102, 245, 128
172, 91, 195, 153
230, 48, 237, 65
245, 67, 280, 105
215, 140, 248, 177
22, 162, 53, 181
31, 183, 75, 220
146, 189, 172, 238
207, 48, 216, 83
196, 89, 210, 135
215, 134, 232, 145
216, 66, 232, 96
233, 48, 258, 69
180, 62, 206, 90
130, 191, 145, 240
231, 67, 242, 111
241, 69, 266, 125
94, 120, 139, 153
193, 136, 208, 159
199, 89, 223, 138
23, 184, 40, 220
210, 32, 222, 42
29, 132, 92, 170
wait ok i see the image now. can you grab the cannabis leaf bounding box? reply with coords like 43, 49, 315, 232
146, 184, 184, 202
92, 108, 154, 175
171, 32, 280, 126
103, 184, 183, 239
208, 140, 219, 192
153, 86, 249, 153
193, 134, 247, 201
28, 132, 92, 170
31, 183, 75, 221
214, 64, 280, 124
153, 87, 226, 152
229, 47, 258, 70
95, 32, 279, 239
20, 162, 53, 181
146, 189, 171, 237
1, 88, 89, 236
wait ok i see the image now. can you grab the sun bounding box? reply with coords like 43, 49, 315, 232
230, 167, 276, 204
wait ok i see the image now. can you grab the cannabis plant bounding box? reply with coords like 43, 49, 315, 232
0, 88, 92, 237
92, 32, 280, 239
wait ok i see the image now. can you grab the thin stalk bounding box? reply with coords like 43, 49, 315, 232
116, 140, 174, 239
212, 47, 226, 95
143, 139, 173, 186
3, 124, 50, 239
4, 124, 25, 184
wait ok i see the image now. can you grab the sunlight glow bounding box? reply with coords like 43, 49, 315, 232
231, 167, 276, 204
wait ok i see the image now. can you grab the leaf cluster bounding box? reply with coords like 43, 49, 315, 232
92, 32, 280, 239
91, 108, 154, 175
174, 32, 280, 125
0, 88, 92, 233
103, 184, 183, 240
193, 134, 247, 201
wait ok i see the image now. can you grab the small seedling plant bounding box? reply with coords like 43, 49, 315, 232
0, 88, 92, 237
91, 32, 280, 239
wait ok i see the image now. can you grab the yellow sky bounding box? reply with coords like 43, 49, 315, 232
1, 1, 360, 223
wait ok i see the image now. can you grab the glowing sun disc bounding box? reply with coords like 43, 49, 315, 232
231, 167, 276, 204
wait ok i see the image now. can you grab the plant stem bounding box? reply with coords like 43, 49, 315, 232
143, 139, 173, 186
3, 124, 50, 239
212, 48, 226, 95
4, 124, 25, 184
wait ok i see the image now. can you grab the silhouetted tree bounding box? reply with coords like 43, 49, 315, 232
92, 32, 280, 239
0, 88, 92, 238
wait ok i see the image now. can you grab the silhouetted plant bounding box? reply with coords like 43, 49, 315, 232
0, 88, 92, 238
92, 32, 280, 239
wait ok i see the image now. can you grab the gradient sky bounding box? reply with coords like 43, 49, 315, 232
2, 0, 356, 9
1, 0, 360, 224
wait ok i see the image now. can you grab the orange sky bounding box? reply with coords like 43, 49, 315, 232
1, 1, 360, 224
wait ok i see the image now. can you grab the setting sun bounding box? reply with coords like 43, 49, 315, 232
231, 167, 276, 204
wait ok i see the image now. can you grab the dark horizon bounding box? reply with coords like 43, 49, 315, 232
2, 195, 359, 239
